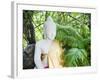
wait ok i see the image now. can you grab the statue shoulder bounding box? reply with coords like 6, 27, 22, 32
35, 39, 46, 47
52, 40, 60, 46
50, 40, 62, 51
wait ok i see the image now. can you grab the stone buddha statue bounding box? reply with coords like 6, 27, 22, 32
34, 16, 63, 69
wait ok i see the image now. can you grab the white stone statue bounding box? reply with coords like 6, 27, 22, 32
34, 16, 63, 69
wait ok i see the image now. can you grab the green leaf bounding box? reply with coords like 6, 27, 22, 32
64, 48, 90, 67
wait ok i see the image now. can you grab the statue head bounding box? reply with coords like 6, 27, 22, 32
43, 16, 56, 40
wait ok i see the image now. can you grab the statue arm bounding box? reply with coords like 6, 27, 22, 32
34, 43, 44, 69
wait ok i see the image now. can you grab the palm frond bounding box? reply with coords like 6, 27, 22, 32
64, 48, 90, 67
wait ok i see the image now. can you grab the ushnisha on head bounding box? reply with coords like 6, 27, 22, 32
43, 16, 56, 40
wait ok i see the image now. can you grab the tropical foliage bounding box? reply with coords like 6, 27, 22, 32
23, 10, 91, 68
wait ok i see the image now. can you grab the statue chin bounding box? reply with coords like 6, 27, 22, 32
45, 33, 56, 40
47, 37, 55, 40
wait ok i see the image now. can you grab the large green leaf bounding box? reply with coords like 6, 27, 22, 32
56, 24, 90, 49
64, 48, 90, 67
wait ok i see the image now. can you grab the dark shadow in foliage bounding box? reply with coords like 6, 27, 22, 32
23, 10, 36, 69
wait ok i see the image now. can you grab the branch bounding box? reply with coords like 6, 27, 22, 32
67, 13, 88, 25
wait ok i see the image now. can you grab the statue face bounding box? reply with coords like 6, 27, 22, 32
44, 16, 56, 40
46, 27, 56, 40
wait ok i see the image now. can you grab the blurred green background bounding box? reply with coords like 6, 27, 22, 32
23, 10, 91, 67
